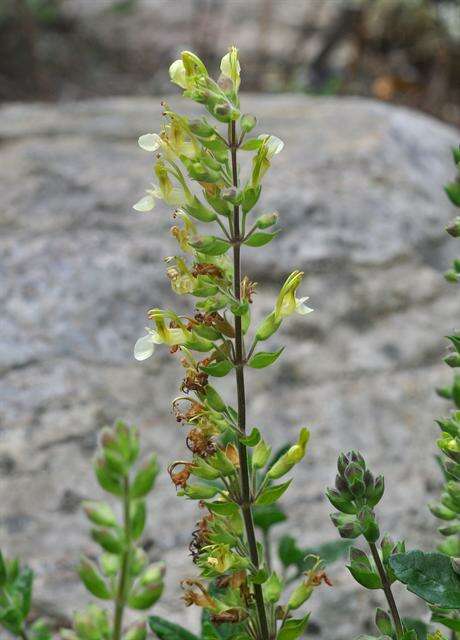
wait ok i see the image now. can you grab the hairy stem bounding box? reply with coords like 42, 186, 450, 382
230, 120, 270, 640
113, 476, 131, 640
368, 542, 404, 639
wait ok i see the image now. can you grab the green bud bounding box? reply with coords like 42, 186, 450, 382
253, 438, 271, 469
255, 311, 281, 342
94, 457, 123, 496
83, 501, 117, 528
326, 488, 357, 514
130, 455, 159, 499
123, 622, 148, 640
128, 582, 164, 610
130, 500, 147, 540
207, 448, 236, 476
358, 508, 380, 543
256, 212, 278, 229
189, 118, 216, 138
182, 484, 219, 500
91, 528, 125, 554
445, 269, 459, 283
267, 428, 309, 479
263, 572, 283, 603
367, 475, 385, 507
78, 558, 112, 600
445, 353, 460, 368
429, 501, 457, 520
74, 605, 110, 640
100, 553, 120, 577
204, 385, 227, 412
241, 113, 257, 133
375, 608, 393, 636
140, 562, 165, 586
288, 582, 314, 610
190, 457, 221, 480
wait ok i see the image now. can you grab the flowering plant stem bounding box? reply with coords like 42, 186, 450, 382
368, 542, 404, 639
113, 475, 131, 640
230, 119, 270, 640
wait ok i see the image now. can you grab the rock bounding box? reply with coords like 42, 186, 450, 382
0, 94, 458, 639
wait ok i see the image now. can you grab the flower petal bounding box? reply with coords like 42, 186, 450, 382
134, 335, 155, 361
133, 195, 155, 212
258, 134, 284, 157
138, 133, 161, 152
296, 297, 313, 315
169, 59, 188, 89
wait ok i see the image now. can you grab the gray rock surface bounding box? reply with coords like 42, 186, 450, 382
0, 94, 459, 638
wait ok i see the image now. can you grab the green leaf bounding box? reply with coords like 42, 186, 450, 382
445, 183, 460, 207
200, 360, 234, 377
191, 236, 230, 256
277, 614, 310, 640
239, 427, 261, 447
403, 617, 429, 639
186, 197, 217, 222
240, 138, 263, 151
253, 503, 287, 532
149, 616, 200, 640
389, 551, 460, 609
0, 551, 6, 587
278, 535, 304, 569
256, 479, 292, 505
431, 612, 460, 632
248, 348, 284, 369
244, 231, 278, 247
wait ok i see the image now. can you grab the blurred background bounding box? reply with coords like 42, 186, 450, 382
1, 0, 460, 125
1, 1, 460, 639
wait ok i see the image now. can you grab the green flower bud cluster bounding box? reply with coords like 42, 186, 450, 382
0, 552, 51, 640
69, 421, 162, 640
327, 450, 384, 542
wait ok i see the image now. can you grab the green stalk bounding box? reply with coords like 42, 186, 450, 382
368, 542, 404, 639
229, 120, 270, 640
113, 476, 131, 640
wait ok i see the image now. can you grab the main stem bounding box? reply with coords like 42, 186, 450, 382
113, 476, 131, 640
368, 542, 404, 639
230, 120, 270, 640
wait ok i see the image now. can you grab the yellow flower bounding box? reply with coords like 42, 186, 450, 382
274, 270, 312, 322
220, 46, 241, 92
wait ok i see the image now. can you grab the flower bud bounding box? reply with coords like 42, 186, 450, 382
375, 608, 393, 636
140, 562, 165, 586
446, 216, 460, 238
445, 353, 460, 368
78, 558, 112, 600
91, 528, 125, 555
255, 311, 281, 342
128, 582, 163, 610
241, 114, 257, 133
445, 269, 459, 283
83, 501, 117, 528
123, 622, 147, 640
287, 582, 313, 610
263, 572, 283, 603
267, 428, 309, 479
221, 187, 238, 202
130, 456, 159, 499
252, 438, 271, 469
256, 212, 278, 229
207, 448, 237, 476
191, 458, 221, 480
183, 484, 219, 500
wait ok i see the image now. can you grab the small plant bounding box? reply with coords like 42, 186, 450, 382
0, 421, 163, 640
132, 47, 332, 640
326, 148, 460, 640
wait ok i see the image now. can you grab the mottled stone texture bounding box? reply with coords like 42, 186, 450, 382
0, 95, 459, 638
